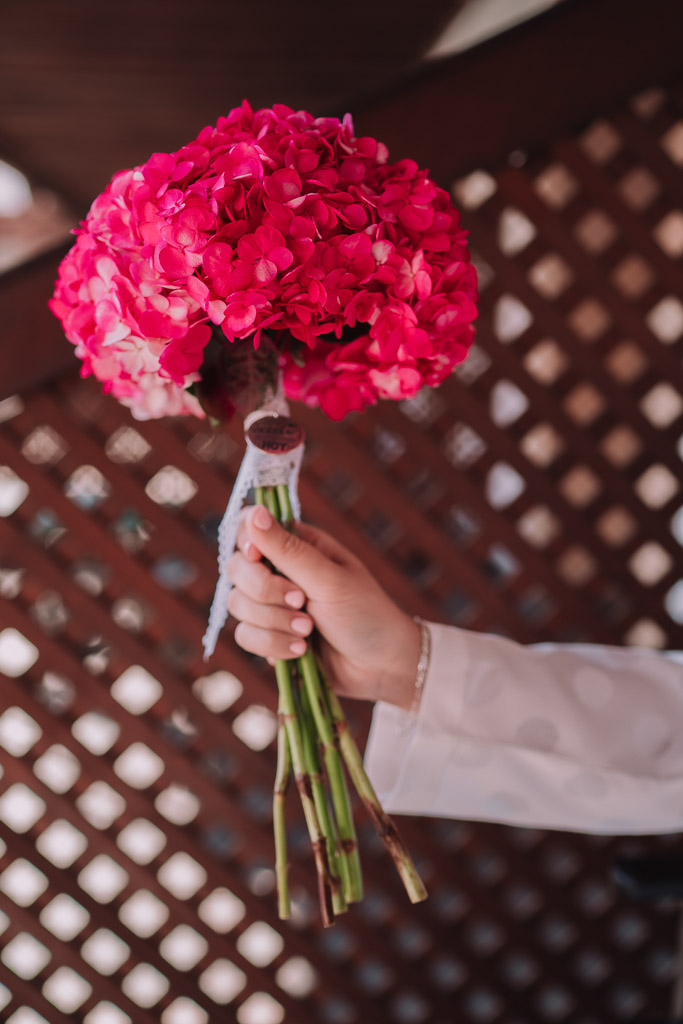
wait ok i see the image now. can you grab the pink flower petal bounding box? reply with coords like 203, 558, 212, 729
223, 301, 257, 335
269, 246, 294, 271
398, 205, 434, 231
253, 257, 278, 284
224, 142, 264, 180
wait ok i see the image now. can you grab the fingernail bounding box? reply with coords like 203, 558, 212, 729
289, 640, 306, 656
253, 506, 273, 530
244, 540, 255, 559
291, 617, 311, 636
284, 590, 304, 608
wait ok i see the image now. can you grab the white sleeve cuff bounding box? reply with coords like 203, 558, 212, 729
363, 621, 469, 815
363, 623, 683, 834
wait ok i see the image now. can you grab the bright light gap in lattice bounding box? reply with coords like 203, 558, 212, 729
110, 665, 162, 715
629, 542, 673, 587
236, 992, 284, 1024
77, 855, 129, 904
145, 465, 198, 507
0, 627, 38, 676
83, 1002, 131, 1024
113, 742, 165, 789
159, 924, 209, 971
21, 425, 68, 465
81, 929, 130, 976
640, 382, 683, 428
121, 962, 170, 1009
33, 744, 81, 794
236, 921, 284, 968
1, 931, 51, 979
105, 425, 152, 463
118, 889, 169, 938
275, 956, 318, 998
76, 781, 126, 831
0, 783, 46, 833
157, 852, 207, 900
0, 858, 48, 907
71, 711, 120, 754
647, 296, 683, 344
39, 894, 90, 942
64, 465, 111, 510
197, 887, 246, 933
110, 596, 146, 632
0, 395, 24, 423
0, 706, 41, 755
198, 958, 247, 1004
35, 818, 87, 869
42, 966, 92, 1015
155, 784, 200, 825
665, 579, 683, 624
116, 818, 167, 865
161, 998, 208, 1024
232, 704, 278, 751
192, 670, 243, 712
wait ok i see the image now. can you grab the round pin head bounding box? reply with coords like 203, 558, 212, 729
246, 416, 305, 454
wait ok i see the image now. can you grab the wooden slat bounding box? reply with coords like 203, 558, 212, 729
3, 72, 683, 1024
354, 0, 683, 183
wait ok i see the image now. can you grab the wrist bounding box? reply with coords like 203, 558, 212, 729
381, 614, 423, 711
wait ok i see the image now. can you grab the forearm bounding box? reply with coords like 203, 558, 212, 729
364, 623, 683, 835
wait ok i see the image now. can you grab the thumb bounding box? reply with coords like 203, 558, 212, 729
246, 505, 342, 596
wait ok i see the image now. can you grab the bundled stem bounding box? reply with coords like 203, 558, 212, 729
322, 679, 428, 904
274, 657, 334, 926
298, 650, 363, 903
255, 485, 334, 925
273, 706, 291, 920
276, 482, 361, 903
254, 479, 426, 924
299, 679, 347, 915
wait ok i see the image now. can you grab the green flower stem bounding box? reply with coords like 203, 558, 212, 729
276, 481, 361, 902
255, 478, 426, 918
275, 483, 293, 523
277, 480, 348, 912
256, 484, 279, 519
255, 485, 334, 926
273, 706, 292, 920
274, 653, 334, 926
298, 649, 363, 903
323, 680, 428, 905
256, 484, 294, 919
299, 678, 347, 916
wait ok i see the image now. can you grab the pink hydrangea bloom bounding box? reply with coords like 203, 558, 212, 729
50, 101, 478, 421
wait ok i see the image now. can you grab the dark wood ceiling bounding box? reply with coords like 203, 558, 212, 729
1, 0, 682, 403
0, 0, 461, 210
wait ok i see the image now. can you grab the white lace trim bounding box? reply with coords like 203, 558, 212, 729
202, 386, 303, 660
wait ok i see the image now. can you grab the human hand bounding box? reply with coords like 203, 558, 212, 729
227, 505, 421, 710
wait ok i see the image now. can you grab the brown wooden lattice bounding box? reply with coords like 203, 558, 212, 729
1, 81, 683, 1024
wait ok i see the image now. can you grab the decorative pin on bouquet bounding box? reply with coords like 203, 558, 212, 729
50, 101, 478, 925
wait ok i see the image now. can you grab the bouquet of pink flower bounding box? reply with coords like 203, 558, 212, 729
50, 101, 478, 925
50, 100, 476, 422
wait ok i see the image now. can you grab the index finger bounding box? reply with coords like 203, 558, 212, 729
236, 508, 264, 562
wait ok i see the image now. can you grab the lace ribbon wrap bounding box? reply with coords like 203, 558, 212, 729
202, 393, 304, 660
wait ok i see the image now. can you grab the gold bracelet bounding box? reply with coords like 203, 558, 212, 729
409, 617, 432, 718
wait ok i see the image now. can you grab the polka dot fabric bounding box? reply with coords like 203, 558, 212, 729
365, 622, 683, 834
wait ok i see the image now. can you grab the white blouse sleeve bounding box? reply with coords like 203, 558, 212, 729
363, 622, 683, 834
